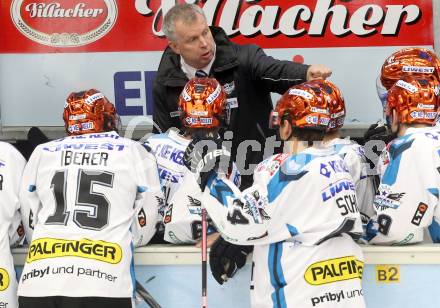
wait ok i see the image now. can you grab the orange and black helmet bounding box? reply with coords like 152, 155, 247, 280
63, 89, 119, 135
270, 81, 331, 130
386, 76, 440, 125
178, 78, 226, 129
380, 47, 440, 90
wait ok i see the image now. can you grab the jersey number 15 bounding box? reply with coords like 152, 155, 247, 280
46, 169, 113, 230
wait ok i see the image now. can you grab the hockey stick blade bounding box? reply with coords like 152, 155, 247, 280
135, 280, 162, 308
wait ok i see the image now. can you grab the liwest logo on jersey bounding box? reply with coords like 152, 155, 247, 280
43, 142, 125, 152
321, 179, 355, 202
0, 268, 10, 291
304, 256, 364, 285
27, 238, 122, 264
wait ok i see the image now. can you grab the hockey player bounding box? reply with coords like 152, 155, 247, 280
146, 77, 239, 245
315, 79, 376, 229
366, 76, 440, 245
188, 81, 365, 307
0, 141, 26, 308
18, 89, 162, 308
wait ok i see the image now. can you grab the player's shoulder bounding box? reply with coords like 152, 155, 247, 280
254, 153, 291, 177
0, 141, 26, 167
146, 130, 188, 147
386, 127, 439, 158
40, 132, 130, 151
329, 138, 364, 157
0, 141, 22, 156
408, 127, 440, 146
145, 132, 169, 143
255, 147, 339, 178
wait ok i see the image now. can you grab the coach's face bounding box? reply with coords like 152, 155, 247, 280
169, 13, 215, 69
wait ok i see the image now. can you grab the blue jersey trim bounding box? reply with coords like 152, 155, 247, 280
382, 136, 414, 186
429, 218, 440, 243
137, 186, 147, 193
207, 176, 235, 207
428, 188, 439, 198
269, 242, 287, 308
363, 219, 378, 242
267, 153, 312, 203
286, 224, 298, 237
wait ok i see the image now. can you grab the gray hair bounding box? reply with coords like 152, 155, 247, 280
163, 4, 206, 41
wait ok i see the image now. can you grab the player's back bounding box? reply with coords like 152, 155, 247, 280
19, 132, 153, 297
0, 141, 26, 245
145, 130, 189, 199
248, 148, 365, 308
0, 141, 26, 308
249, 147, 363, 246
326, 137, 376, 231
369, 127, 440, 244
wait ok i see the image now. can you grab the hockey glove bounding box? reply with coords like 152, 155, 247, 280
183, 136, 231, 191
363, 123, 397, 145
209, 237, 253, 285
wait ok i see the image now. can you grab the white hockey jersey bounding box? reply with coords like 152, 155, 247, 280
145, 130, 240, 244
0, 142, 26, 308
18, 132, 162, 298
202, 147, 365, 308
367, 127, 440, 245
326, 138, 376, 227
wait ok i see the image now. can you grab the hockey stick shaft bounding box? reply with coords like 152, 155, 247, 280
136, 280, 162, 308
201, 208, 208, 308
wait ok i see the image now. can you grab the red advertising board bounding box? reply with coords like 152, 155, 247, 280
0, 0, 434, 53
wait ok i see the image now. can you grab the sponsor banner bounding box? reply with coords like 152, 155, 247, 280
304, 255, 364, 285
0, 1, 436, 129
27, 237, 122, 264
0, 0, 434, 53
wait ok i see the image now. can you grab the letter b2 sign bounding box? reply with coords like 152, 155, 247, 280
376, 265, 400, 283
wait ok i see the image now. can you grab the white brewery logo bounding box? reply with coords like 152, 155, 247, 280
10, 0, 118, 47
135, 0, 422, 38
